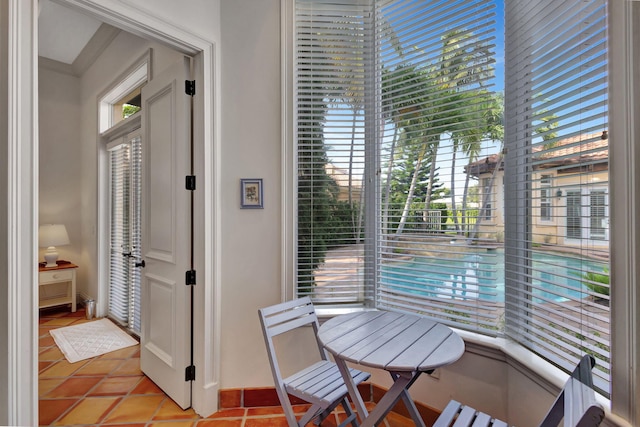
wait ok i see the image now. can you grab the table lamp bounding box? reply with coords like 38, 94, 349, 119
39, 224, 70, 267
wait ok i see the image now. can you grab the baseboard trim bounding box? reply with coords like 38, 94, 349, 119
219, 383, 440, 421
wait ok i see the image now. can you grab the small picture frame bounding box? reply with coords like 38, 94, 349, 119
240, 178, 264, 209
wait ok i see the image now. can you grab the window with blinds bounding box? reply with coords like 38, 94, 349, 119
504, 0, 609, 393
295, 0, 502, 330
294, 0, 610, 391
374, 0, 501, 334
295, 0, 373, 306
108, 133, 142, 334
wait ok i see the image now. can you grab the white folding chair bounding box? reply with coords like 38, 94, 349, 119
258, 297, 371, 427
434, 355, 605, 427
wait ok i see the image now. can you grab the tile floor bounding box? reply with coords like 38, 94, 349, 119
39, 307, 413, 427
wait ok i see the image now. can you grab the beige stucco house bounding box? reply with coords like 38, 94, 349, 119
467, 133, 609, 250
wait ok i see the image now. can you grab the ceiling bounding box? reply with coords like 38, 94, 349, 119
38, 0, 104, 65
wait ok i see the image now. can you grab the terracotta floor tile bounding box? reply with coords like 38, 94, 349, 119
39, 347, 64, 361
247, 406, 285, 416
218, 389, 241, 409
44, 376, 102, 398
39, 361, 54, 373
54, 396, 121, 426
316, 413, 338, 427
102, 394, 165, 424
89, 376, 143, 396
43, 317, 79, 326
384, 410, 416, 427
99, 344, 140, 360
39, 378, 66, 397
39, 335, 56, 347
39, 326, 58, 337
111, 357, 143, 376
153, 398, 199, 420
38, 398, 78, 425
64, 309, 87, 318
196, 420, 243, 427
205, 408, 246, 419
100, 424, 146, 427
73, 358, 122, 376
244, 416, 290, 427
148, 422, 196, 427
292, 404, 312, 414
130, 376, 163, 394
39, 359, 88, 378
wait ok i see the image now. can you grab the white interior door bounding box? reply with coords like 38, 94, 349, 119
140, 57, 193, 409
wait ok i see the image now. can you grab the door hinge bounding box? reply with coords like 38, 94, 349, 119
185, 175, 196, 191
185, 365, 196, 381
186, 269, 196, 286
185, 80, 196, 96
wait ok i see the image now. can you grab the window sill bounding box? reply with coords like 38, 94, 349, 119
453, 328, 627, 426
316, 305, 376, 320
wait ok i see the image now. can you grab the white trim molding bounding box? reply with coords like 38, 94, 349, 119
608, 0, 640, 424
280, 0, 295, 302
5, 0, 39, 425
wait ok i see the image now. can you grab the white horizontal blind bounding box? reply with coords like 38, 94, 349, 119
295, 0, 374, 306
504, 0, 610, 393
108, 134, 142, 334
109, 142, 132, 326
374, 0, 502, 335
129, 135, 142, 334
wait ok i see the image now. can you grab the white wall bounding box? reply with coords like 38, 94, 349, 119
218, 0, 284, 389
38, 68, 82, 269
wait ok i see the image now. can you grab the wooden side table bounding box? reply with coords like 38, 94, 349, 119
38, 261, 78, 312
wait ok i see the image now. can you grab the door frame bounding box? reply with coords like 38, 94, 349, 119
6, 0, 221, 423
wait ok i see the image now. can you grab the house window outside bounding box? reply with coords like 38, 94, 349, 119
590, 190, 607, 241
98, 52, 149, 133
294, 0, 609, 394
566, 188, 608, 242
540, 175, 552, 221
566, 190, 582, 240
115, 87, 141, 120
482, 178, 493, 220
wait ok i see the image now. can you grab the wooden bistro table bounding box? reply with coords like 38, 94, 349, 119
317, 310, 465, 427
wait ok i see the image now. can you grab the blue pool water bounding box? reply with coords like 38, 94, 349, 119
380, 250, 608, 303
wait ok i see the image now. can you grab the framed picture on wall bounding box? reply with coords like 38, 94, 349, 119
240, 178, 263, 209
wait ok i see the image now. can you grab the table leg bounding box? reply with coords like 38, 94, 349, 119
391, 372, 426, 427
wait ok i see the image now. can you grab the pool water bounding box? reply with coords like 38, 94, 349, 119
380, 250, 608, 303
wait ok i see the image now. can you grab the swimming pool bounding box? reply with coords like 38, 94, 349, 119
380, 250, 608, 303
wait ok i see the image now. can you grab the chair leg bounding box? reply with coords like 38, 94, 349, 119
338, 398, 359, 427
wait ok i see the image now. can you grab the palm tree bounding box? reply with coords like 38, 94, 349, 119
382, 64, 439, 235
459, 92, 504, 234
432, 30, 498, 234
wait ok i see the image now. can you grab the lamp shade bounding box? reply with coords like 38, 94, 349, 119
39, 224, 70, 267
39, 224, 70, 247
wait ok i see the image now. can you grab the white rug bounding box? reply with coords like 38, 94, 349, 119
50, 318, 138, 363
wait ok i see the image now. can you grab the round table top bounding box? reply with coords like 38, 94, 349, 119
318, 310, 465, 372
